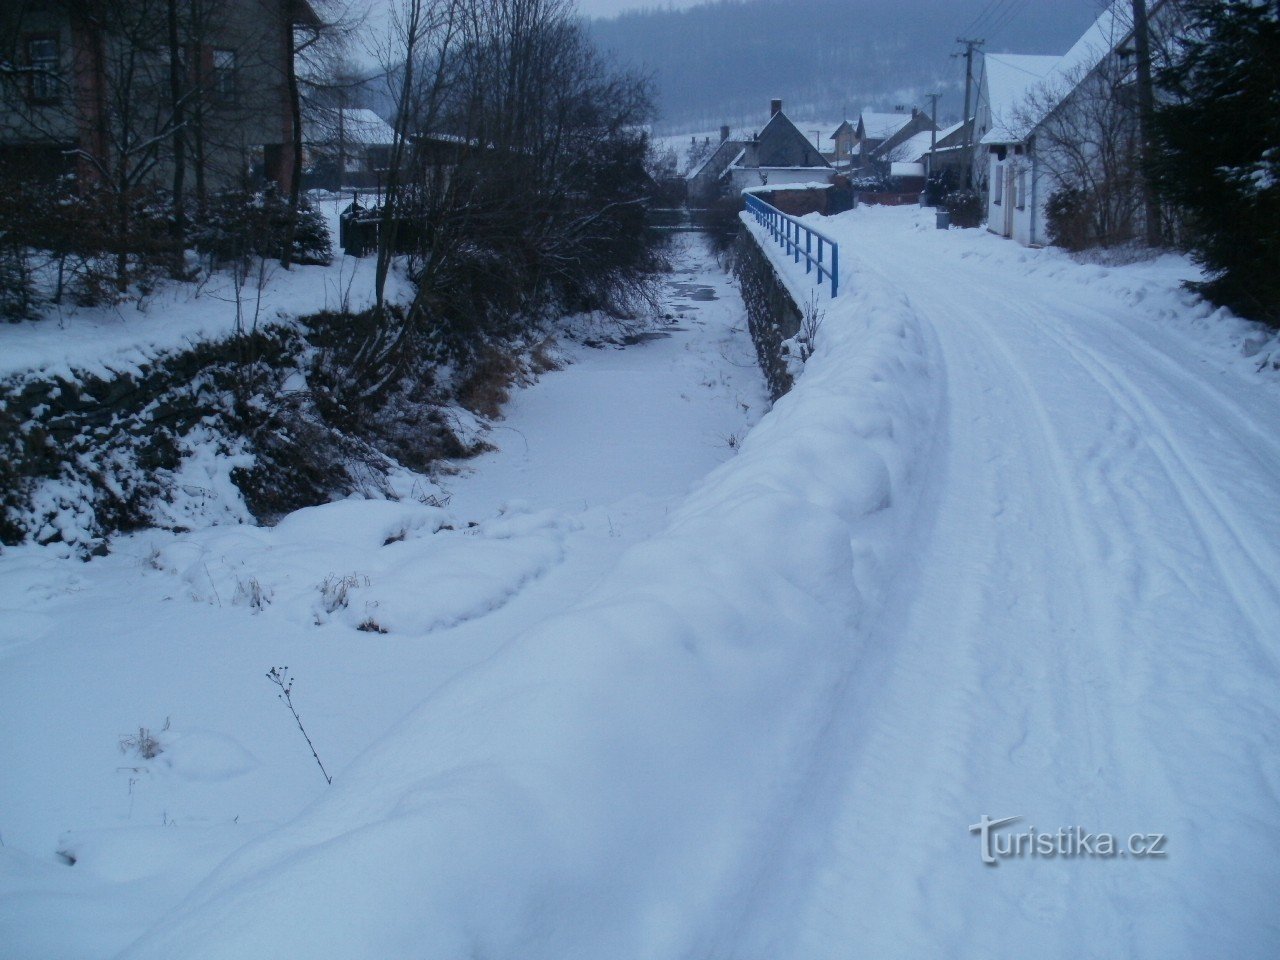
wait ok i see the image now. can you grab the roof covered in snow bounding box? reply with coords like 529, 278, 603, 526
308, 108, 395, 147
857, 112, 913, 142
886, 130, 938, 164
685, 137, 746, 181
978, 54, 1062, 145
980, 0, 1139, 145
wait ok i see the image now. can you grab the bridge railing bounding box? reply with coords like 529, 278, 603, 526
744, 194, 839, 298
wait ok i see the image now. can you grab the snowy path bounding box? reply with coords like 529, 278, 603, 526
734, 209, 1280, 959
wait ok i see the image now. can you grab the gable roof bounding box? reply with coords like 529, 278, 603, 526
685, 137, 746, 181
978, 54, 1062, 145
980, 0, 1141, 145
857, 111, 913, 142
933, 120, 965, 145
885, 129, 938, 164
308, 108, 395, 147
741, 110, 830, 169
830, 119, 854, 140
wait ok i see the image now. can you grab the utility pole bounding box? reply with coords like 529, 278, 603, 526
925, 92, 940, 181
955, 37, 984, 188
1131, 0, 1161, 246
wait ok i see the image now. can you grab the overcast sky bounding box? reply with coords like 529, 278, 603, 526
577, 0, 703, 19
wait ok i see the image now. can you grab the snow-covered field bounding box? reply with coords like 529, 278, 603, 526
3, 210, 1279, 959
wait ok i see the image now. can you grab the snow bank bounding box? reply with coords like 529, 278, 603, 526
147, 498, 574, 635
118, 235, 940, 959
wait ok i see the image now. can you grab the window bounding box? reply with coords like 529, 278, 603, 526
992, 162, 1004, 205
26, 36, 60, 103
1016, 169, 1027, 210
212, 48, 237, 104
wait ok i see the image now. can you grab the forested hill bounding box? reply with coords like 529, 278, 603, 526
588, 0, 1103, 133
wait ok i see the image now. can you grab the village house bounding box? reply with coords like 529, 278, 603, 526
829, 118, 855, 169
972, 51, 1061, 240
920, 119, 968, 181
306, 107, 395, 190
721, 99, 832, 196
685, 125, 744, 207
851, 107, 934, 174
866, 108, 936, 171
977, 0, 1184, 246
0, 0, 319, 192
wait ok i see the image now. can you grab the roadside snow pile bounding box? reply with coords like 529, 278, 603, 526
118, 241, 941, 959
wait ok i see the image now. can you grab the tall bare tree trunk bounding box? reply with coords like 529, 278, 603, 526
167, 0, 187, 264
1132, 0, 1161, 246
281, 19, 303, 269
374, 0, 424, 315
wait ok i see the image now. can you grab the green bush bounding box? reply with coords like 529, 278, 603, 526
191, 191, 332, 268
944, 189, 983, 228
1045, 187, 1091, 251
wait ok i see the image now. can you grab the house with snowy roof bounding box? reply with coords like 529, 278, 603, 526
721, 99, 832, 196
829, 119, 856, 168
686, 126, 745, 207
977, 0, 1184, 246
306, 108, 396, 188
973, 52, 1061, 239
920, 120, 969, 181
852, 108, 934, 173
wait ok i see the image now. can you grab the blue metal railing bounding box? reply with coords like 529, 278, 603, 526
744, 194, 839, 298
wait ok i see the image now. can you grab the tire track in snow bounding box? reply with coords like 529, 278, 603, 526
732, 244, 1136, 960
1004, 299, 1280, 670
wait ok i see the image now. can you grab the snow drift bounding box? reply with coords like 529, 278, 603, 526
118, 249, 940, 958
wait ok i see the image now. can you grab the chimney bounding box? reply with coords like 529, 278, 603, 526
720, 124, 730, 142
912, 107, 919, 119
770, 98, 782, 117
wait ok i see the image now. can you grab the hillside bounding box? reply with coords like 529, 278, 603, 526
589, 0, 1103, 133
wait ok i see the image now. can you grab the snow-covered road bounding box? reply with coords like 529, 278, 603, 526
735, 208, 1280, 959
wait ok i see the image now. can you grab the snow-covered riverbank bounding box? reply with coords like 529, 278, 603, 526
0, 234, 771, 958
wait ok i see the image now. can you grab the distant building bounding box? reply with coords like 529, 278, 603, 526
685, 125, 744, 207
306, 108, 395, 189
921, 120, 967, 180
722, 99, 832, 196
829, 119, 855, 168
852, 108, 933, 173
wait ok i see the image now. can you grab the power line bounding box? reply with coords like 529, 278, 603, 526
970, 0, 1016, 36
986, 0, 1032, 41
963, 0, 1004, 35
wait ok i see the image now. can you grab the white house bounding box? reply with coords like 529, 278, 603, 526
977, 0, 1180, 246
976, 52, 1061, 243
